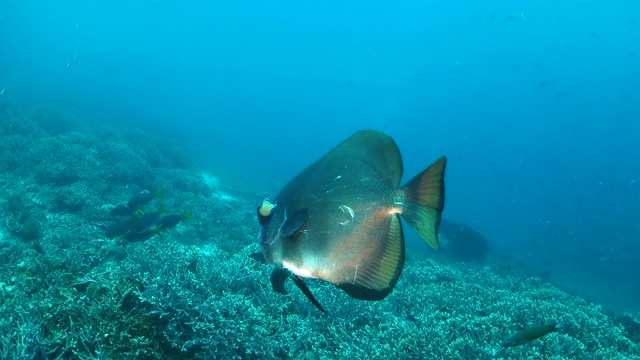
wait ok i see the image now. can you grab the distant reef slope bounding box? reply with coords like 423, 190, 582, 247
0, 102, 638, 359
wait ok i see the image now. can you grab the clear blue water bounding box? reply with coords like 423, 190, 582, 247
1, 0, 638, 313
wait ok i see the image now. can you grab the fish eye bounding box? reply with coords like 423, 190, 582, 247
257, 198, 276, 226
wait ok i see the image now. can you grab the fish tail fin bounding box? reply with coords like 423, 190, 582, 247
521, 11, 526, 20
400, 156, 446, 250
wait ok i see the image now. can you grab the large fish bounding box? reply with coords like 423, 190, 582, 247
251, 130, 446, 312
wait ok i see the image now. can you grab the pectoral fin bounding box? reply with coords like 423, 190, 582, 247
281, 208, 309, 237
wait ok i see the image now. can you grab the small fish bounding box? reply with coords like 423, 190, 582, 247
125, 228, 157, 242
127, 189, 163, 209
252, 130, 446, 312
538, 80, 555, 88
110, 205, 134, 217
506, 12, 526, 22
156, 212, 191, 231
343, 80, 355, 88
133, 211, 161, 233
123, 211, 163, 242
0, 88, 5, 95
105, 219, 136, 239
502, 322, 568, 347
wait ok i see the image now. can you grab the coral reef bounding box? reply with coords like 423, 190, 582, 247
0, 101, 638, 359
616, 312, 640, 344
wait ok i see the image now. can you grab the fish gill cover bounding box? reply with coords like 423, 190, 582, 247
0, 102, 638, 359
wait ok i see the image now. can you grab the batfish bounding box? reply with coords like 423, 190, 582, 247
251, 130, 446, 313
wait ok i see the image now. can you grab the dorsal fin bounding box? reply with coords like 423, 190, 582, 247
324, 130, 403, 187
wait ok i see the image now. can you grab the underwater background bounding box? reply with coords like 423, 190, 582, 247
1, 0, 639, 359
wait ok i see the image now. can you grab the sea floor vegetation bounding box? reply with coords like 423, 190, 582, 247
0, 101, 638, 359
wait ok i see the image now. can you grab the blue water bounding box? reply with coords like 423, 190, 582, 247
1, 0, 638, 314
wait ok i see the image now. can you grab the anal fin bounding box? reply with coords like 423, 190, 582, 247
337, 214, 405, 301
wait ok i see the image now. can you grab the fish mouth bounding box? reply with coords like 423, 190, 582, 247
258, 227, 277, 246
